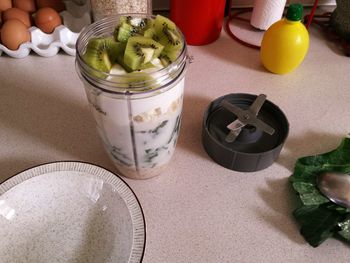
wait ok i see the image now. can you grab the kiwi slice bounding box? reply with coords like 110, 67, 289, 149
128, 17, 153, 31
138, 58, 164, 70
107, 65, 157, 90
154, 15, 177, 32
143, 27, 160, 42
158, 54, 172, 67
116, 53, 133, 73
124, 36, 164, 71
83, 37, 123, 76
125, 72, 156, 90
138, 62, 156, 70
112, 42, 135, 73
153, 15, 183, 63
161, 44, 182, 63
108, 67, 156, 91
114, 16, 153, 42
109, 63, 128, 75
114, 22, 136, 42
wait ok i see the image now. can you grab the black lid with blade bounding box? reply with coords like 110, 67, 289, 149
202, 93, 289, 172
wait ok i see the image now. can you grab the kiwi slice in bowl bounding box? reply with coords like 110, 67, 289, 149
82, 37, 126, 78
123, 36, 164, 71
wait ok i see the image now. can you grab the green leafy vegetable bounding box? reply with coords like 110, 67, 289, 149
289, 137, 350, 247
338, 216, 350, 240
293, 204, 342, 247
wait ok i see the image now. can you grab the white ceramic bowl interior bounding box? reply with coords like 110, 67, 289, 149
0, 161, 145, 263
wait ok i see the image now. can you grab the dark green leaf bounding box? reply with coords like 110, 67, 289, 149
291, 138, 350, 185
292, 182, 329, 206
289, 137, 350, 246
299, 192, 329, 206
294, 205, 342, 247
338, 216, 350, 240
325, 203, 350, 214
292, 182, 315, 193
293, 205, 319, 225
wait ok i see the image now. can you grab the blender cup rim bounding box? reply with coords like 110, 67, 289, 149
75, 60, 188, 96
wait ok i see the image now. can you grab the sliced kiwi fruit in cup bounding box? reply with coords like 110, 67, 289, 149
82, 15, 184, 89
124, 36, 164, 71
114, 16, 154, 42
83, 37, 120, 73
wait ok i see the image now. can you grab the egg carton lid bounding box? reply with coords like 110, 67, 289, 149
0, 0, 91, 58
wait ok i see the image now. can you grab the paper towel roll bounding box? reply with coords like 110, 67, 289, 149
250, 0, 287, 30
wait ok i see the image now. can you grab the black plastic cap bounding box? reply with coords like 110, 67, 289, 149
202, 93, 289, 172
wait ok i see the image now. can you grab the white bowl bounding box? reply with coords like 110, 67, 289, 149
0, 161, 145, 263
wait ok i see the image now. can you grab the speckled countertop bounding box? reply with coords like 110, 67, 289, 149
1, 8, 350, 263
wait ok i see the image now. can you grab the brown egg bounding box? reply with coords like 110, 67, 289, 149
1, 19, 31, 50
34, 7, 62, 34
3, 8, 32, 27
13, 0, 36, 13
36, 0, 65, 13
0, 0, 12, 12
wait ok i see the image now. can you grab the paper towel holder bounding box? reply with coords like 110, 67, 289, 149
250, 0, 288, 30
224, 0, 318, 49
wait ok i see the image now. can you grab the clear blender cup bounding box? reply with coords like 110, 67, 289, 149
75, 15, 189, 179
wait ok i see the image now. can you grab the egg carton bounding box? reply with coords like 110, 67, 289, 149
0, 0, 91, 58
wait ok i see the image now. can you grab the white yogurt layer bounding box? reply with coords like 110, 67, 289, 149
85, 77, 185, 179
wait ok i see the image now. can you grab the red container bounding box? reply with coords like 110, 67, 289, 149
170, 0, 226, 45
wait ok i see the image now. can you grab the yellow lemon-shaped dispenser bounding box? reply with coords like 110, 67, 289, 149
260, 4, 309, 74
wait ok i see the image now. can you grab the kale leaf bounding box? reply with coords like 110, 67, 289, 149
289, 137, 350, 247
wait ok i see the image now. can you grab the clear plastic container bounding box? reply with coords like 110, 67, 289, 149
75, 15, 189, 179
90, 0, 152, 22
